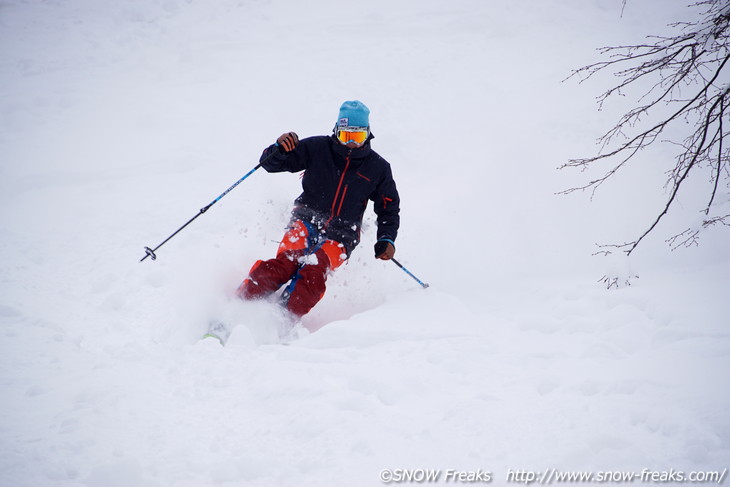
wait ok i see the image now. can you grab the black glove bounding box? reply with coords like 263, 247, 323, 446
374, 240, 395, 260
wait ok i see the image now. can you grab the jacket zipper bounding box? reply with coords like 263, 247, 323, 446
327, 153, 351, 225
336, 185, 349, 217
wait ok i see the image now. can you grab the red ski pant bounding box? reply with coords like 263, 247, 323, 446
236, 220, 346, 317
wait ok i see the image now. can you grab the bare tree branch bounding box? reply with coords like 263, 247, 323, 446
707, 94, 724, 213
561, 0, 730, 255
626, 85, 729, 254
667, 214, 730, 249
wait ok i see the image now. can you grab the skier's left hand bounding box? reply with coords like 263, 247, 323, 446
374, 240, 395, 260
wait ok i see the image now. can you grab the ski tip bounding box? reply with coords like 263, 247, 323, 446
201, 333, 226, 346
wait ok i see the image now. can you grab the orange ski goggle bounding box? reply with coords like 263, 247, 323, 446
336, 127, 369, 145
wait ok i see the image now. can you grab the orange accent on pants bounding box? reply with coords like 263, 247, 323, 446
319, 240, 346, 270
276, 220, 309, 255
236, 220, 347, 316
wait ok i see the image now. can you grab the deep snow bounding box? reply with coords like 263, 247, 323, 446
1, 1, 729, 486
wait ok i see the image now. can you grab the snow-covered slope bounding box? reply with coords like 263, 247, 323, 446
1, 1, 728, 486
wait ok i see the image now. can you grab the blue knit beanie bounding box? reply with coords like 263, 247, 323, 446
337, 100, 370, 128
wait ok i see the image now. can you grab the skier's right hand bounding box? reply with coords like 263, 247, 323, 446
276, 132, 299, 153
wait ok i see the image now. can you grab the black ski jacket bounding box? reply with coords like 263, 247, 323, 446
259, 135, 400, 255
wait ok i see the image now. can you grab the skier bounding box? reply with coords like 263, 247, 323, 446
236, 100, 400, 317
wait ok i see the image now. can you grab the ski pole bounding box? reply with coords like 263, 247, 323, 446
140, 161, 264, 262
391, 258, 430, 289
